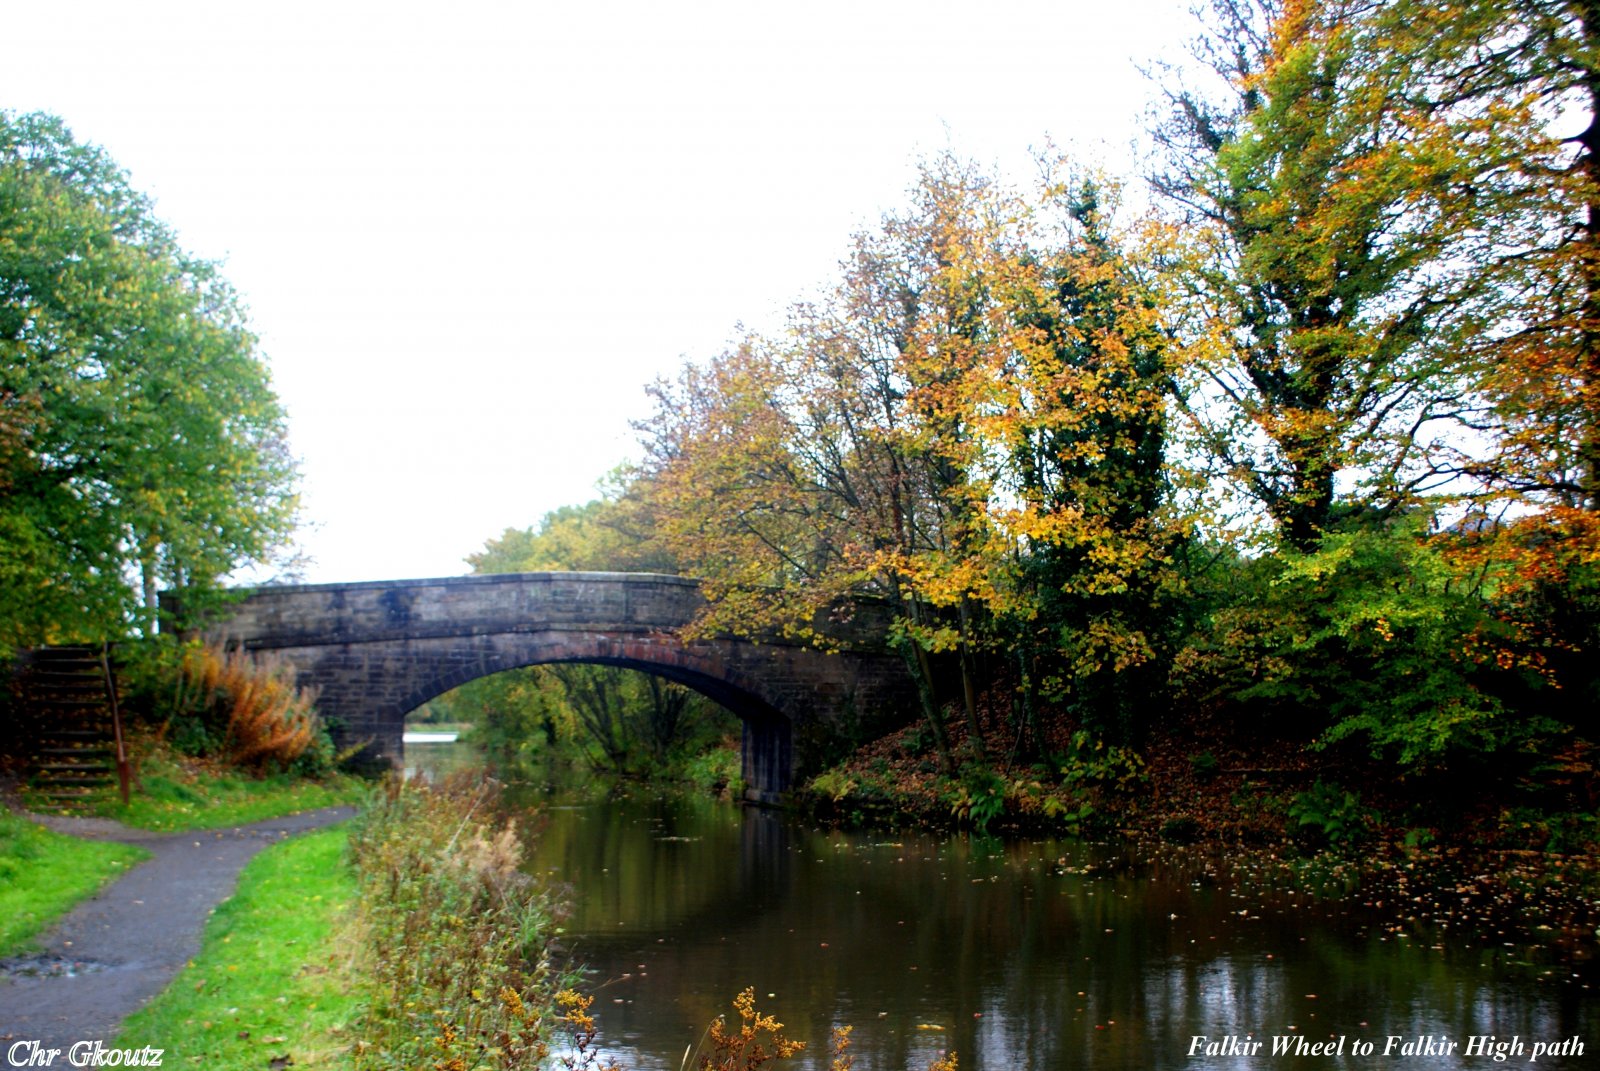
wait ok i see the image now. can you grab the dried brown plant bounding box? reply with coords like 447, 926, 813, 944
178, 643, 319, 769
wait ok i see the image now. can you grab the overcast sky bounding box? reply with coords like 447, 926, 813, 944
4, 0, 1192, 583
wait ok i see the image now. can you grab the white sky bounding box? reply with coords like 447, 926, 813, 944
4, 0, 1191, 583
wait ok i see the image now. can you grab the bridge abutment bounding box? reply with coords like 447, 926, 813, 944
741, 716, 793, 807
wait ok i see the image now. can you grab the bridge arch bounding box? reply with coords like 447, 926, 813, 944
391, 629, 789, 722
195, 572, 914, 801
387, 629, 798, 796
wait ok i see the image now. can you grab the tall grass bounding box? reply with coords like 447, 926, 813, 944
339, 776, 961, 1071
345, 775, 566, 1070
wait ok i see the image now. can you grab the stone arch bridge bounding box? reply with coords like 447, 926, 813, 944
202, 572, 915, 801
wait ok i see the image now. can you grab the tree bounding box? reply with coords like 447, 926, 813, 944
1363, 0, 1600, 515
988, 177, 1183, 746
467, 486, 676, 575
1153, 0, 1481, 550
1362, 0, 1600, 723
0, 111, 298, 649
1153, 0, 1600, 761
636, 157, 1187, 764
635, 159, 1026, 771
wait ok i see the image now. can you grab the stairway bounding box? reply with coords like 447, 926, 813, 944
14, 645, 130, 808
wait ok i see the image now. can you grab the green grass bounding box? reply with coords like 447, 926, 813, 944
0, 810, 150, 955
116, 824, 360, 1068
402, 719, 476, 737
92, 769, 367, 831
21, 748, 372, 831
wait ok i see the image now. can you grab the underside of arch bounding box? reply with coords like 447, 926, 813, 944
392, 632, 789, 725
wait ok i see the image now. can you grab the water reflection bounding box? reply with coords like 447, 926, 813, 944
516, 788, 1597, 1071
402, 732, 483, 782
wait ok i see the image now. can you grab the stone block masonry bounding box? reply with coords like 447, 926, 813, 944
195, 572, 915, 801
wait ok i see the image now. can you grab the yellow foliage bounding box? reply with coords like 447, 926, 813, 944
699, 987, 805, 1070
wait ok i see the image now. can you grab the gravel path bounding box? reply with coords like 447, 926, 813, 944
0, 805, 357, 1050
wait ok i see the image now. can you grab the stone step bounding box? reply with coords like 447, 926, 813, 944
34, 774, 113, 787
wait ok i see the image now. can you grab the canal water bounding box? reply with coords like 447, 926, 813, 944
403, 739, 1598, 1070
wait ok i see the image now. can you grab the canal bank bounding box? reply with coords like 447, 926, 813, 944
31, 729, 1588, 1071
787, 700, 1600, 983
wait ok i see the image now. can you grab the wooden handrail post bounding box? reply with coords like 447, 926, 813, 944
100, 643, 131, 806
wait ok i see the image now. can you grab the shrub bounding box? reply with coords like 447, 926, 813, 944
809, 768, 858, 803
1055, 731, 1148, 792
169, 642, 325, 772
683, 744, 743, 797
1005, 778, 1095, 833
1174, 517, 1567, 772
946, 763, 1006, 833
1188, 751, 1220, 781
903, 724, 937, 757
1288, 780, 1371, 847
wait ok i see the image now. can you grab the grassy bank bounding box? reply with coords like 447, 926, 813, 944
115, 824, 359, 1067
0, 810, 150, 955
21, 744, 369, 831
110, 776, 577, 1069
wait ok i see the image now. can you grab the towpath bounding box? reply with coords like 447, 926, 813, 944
0, 805, 356, 1051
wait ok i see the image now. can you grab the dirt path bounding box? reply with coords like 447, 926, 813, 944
0, 805, 357, 1050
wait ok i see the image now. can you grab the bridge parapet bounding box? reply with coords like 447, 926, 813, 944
221, 571, 896, 652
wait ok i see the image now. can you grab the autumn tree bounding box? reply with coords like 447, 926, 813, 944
0, 111, 298, 650
1359, 0, 1600, 721
638, 157, 1188, 764
1153, 0, 1482, 550
1153, 0, 1600, 763
633, 331, 977, 767
636, 160, 1033, 770
1358, 0, 1599, 515
1160, 0, 1600, 527
986, 177, 1183, 746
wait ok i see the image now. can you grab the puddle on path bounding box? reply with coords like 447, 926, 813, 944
0, 954, 112, 979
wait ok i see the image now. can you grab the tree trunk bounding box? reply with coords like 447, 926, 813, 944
897, 599, 955, 775
1578, 0, 1600, 512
